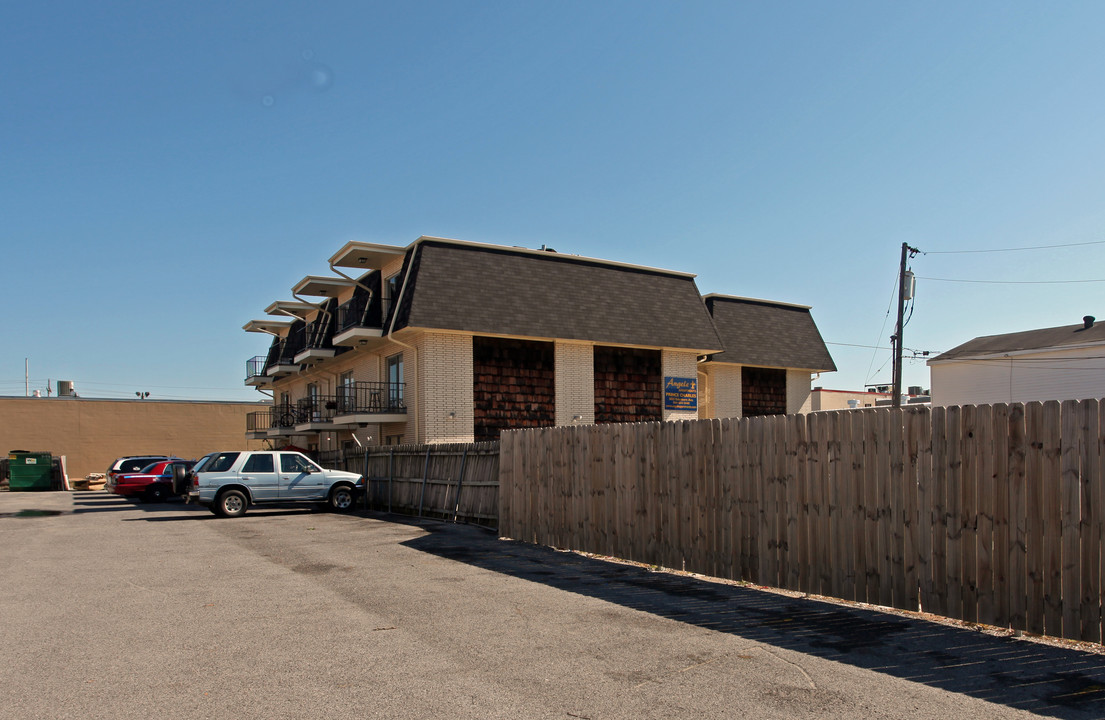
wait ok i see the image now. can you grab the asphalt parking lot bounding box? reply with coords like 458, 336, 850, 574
2, 490, 1105, 720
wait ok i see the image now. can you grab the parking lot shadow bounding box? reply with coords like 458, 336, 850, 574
400, 519, 1105, 720
70, 492, 189, 515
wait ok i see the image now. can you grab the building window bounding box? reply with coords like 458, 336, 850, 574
385, 273, 400, 301
386, 353, 404, 408
339, 370, 354, 409
306, 382, 320, 421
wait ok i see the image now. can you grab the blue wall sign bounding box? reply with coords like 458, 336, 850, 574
664, 376, 698, 411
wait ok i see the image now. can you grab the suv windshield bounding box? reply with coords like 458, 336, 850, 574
191, 454, 214, 473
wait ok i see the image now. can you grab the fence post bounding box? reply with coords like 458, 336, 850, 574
452, 446, 470, 523
361, 447, 370, 511
388, 448, 394, 515
417, 446, 432, 517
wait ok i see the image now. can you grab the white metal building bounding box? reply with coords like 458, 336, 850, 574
927, 316, 1105, 407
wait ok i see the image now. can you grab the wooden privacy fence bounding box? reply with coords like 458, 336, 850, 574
499, 399, 1105, 644
323, 442, 499, 527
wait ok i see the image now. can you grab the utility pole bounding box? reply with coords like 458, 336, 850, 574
892, 243, 919, 408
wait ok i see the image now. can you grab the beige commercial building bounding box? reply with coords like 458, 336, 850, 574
242, 237, 836, 451
1, 396, 269, 480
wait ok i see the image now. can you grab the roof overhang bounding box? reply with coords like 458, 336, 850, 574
927, 339, 1105, 365
329, 242, 407, 271
416, 236, 698, 278
698, 358, 835, 373
702, 293, 812, 310
243, 319, 292, 335
265, 300, 319, 320
291, 275, 355, 298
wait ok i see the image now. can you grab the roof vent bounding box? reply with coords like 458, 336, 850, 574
1084, 315, 1096, 329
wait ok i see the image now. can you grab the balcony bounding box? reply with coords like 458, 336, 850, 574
333, 295, 393, 347
265, 331, 303, 378
293, 311, 337, 365
268, 404, 298, 437
294, 394, 340, 432
245, 356, 272, 387
246, 410, 273, 439
333, 381, 407, 425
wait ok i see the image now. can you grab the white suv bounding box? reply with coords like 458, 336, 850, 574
188, 450, 363, 517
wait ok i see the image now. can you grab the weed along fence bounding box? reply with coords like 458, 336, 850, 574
498, 400, 1105, 645
324, 443, 500, 527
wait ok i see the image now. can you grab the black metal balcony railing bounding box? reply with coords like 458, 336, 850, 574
246, 410, 273, 433
263, 334, 305, 374
262, 328, 305, 372
270, 404, 294, 429
295, 394, 341, 424
264, 339, 282, 366
265, 384, 406, 433
337, 295, 393, 334
302, 312, 335, 350
246, 356, 266, 381
338, 381, 406, 415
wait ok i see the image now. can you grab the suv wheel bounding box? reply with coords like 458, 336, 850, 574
328, 484, 354, 512
216, 490, 248, 518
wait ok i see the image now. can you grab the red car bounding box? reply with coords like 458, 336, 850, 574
109, 459, 194, 502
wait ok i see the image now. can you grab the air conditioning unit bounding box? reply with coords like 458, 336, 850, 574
57, 380, 74, 396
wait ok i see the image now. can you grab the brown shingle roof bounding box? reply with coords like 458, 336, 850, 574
703, 295, 836, 371
930, 318, 1105, 362
393, 240, 724, 352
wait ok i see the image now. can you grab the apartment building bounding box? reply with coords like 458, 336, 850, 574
242, 237, 835, 451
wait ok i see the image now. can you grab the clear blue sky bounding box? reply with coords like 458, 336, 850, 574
4, 1, 1104, 401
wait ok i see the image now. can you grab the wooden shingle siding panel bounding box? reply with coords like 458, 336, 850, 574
593, 346, 661, 424
472, 337, 555, 442
741, 366, 787, 416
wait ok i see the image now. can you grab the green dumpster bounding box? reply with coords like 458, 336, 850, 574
8, 452, 53, 491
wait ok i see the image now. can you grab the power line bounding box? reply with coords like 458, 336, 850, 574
864, 276, 899, 386
922, 239, 1105, 254
826, 341, 890, 350
916, 276, 1105, 285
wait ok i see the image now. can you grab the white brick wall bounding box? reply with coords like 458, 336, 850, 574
786, 369, 813, 414
703, 364, 742, 418
555, 341, 594, 425
662, 349, 701, 421
416, 332, 475, 443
